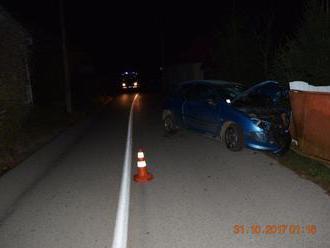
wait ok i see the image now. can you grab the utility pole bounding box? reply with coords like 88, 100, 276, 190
159, 16, 166, 90
326, 0, 329, 29
232, 0, 238, 79
160, 18, 165, 70
59, 0, 72, 113
324, 0, 329, 14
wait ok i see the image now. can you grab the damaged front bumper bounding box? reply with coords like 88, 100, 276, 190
244, 118, 291, 154
245, 131, 291, 154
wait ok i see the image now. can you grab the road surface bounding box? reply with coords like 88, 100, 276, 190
0, 93, 329, 248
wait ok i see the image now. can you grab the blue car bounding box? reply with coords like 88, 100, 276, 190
162, 80, 291, 154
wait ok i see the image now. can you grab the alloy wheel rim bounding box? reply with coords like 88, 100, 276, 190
226, 128, 238, 148
164, 117, 172, 131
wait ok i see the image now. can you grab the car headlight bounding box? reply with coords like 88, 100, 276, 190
250, 118, 271, 130
248, 131, 268, 143
250, 117, 261, 126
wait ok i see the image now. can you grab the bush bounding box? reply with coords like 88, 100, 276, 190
271, 0, 330, 85
0, 9, 31, 149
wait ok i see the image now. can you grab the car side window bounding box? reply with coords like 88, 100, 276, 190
194, 84, 214, 100
179, 84, 196, 100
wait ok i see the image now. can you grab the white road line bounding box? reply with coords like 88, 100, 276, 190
111, 94, 139, 248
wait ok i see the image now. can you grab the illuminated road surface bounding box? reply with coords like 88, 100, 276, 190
0, 93, 329, 248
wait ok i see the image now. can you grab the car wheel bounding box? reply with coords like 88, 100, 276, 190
224, 124, 243, 151
274, 132, 292, 156
164, 115, 177, 134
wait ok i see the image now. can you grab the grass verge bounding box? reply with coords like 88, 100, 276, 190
0, 106, 88, 177
0, 95, 112, 177
276, 149, 330, 194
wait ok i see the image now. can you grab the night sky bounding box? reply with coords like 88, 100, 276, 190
2, 0, 304, 77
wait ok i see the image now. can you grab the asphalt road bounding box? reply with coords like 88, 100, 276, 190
0, 93, 329, 248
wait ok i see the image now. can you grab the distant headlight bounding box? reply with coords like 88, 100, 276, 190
134, 82, 138, 86
122, 83, 126, 87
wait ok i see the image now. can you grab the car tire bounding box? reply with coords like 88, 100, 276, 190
224, 123, 243, 151
274, 132, 292, 156
163, 114, 177, 135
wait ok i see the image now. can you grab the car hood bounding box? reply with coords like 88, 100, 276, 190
229, 80, 290, 128
231, 80, 287, 104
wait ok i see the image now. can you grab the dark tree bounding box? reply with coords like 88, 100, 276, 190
271, 0, 330, 85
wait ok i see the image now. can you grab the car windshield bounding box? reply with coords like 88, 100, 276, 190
214, 84, 247, 100
232, 83, 289, 108
121, 72, 138, 83
234, 93, 274, 107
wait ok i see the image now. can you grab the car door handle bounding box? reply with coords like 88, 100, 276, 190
207, 99, 216, 106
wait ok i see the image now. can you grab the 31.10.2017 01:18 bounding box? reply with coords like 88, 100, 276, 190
233, 224, 317, 235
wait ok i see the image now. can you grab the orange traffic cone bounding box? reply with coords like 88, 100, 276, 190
134, 149, 153, 183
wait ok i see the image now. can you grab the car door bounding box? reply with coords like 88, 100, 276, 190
181, 83, 197, 128
183, 83, 219, 133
